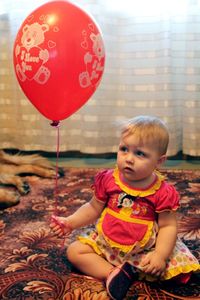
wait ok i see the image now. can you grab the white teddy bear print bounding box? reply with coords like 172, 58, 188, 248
15, 22, 50, 84
79, 32, 105, 88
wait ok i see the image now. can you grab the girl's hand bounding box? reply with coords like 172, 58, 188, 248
140, 251, 166, 277
50, 215, 73, 237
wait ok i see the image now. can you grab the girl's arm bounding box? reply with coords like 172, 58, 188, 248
67, 196, 105, 229
50, 196, 105, 236
140, 210, 177, 276
155, 210, 177, 260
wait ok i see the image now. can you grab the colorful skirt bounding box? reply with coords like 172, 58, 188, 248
78, 229, 200, 282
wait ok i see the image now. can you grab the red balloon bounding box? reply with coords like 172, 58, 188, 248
13, 0, 105, 122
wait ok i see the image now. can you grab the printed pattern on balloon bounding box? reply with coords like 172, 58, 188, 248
14, 21, 52, 84
79, 24, 105, 88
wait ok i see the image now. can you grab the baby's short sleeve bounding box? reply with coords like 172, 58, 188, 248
92, 169, 111, 203
155, 182, 180, 213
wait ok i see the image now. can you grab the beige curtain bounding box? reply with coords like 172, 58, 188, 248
0, 0, 200, 156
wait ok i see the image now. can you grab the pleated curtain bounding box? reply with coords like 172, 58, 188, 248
0, 0, 200, 156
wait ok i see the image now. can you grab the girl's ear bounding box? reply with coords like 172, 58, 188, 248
157, 155, 167, 166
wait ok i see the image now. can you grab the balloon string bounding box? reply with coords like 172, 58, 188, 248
50, 120, 60, 216
54, 124, 60, 216
50, 121, 66, 249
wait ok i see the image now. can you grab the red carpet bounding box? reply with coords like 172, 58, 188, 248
0, 168, 199, 299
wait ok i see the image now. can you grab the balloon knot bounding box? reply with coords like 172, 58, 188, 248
50, 120, 60, 127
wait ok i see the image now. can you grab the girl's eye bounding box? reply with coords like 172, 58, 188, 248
135, 150, 145, 157
119, 145, 128, 153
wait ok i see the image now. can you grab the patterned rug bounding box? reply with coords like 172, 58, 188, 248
0, 168, 199, 300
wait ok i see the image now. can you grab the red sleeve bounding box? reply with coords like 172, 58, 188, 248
91, 169, 112, 203
155, 182, 180, 213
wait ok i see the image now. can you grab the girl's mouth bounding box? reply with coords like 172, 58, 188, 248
124, 167, 134, 173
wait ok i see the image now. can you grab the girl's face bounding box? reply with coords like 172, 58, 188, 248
117, 133, 166, 187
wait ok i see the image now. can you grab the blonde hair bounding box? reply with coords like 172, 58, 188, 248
120, 115, 169, 155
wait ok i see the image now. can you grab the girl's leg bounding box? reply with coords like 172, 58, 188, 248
67, 240, 113, 280
67, 241, 138, 300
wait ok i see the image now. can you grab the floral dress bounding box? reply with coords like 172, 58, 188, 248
78, 167, 200, 281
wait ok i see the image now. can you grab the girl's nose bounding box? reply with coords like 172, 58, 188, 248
126, 153, 134, 164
